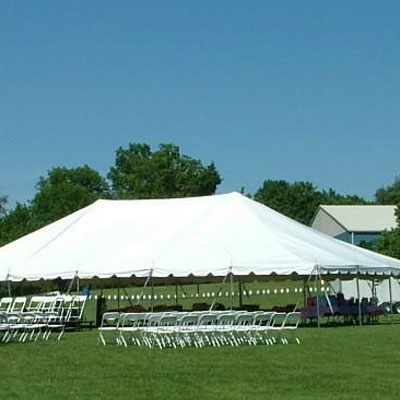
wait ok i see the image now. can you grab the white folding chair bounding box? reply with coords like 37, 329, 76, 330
251, 312, 276, 345
196, 313, 218, 347
98, 312, 121, 345
176, 314, 199, 348
0, 297, 13, 313
234, 313, 255, 345
10, 297, 27, 313
118, 313, 147, 347
27, 296, 45, 312
269, 312, 287, 344
215, 313, 237, 346
281, 312, 301, 344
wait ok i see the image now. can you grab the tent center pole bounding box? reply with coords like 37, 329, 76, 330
356, 271, 362, 326
7, 279, 11, 297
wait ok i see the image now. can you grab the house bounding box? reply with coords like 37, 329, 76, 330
310, 205, 397, 245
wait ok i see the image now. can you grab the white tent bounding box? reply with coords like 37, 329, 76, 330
0, 192, 400, 282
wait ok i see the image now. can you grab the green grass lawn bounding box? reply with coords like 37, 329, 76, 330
1, 324, 400, 400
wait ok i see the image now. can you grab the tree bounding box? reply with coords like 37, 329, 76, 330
108, 143, 222, 199
375, 177, 400, 204
0, 202, 36, 246
31, 165, 110, 226
254, 180, 368, 225
377, 205, 400, 259
0, 194, 7, 218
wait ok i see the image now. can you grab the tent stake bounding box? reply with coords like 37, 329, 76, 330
389, 276, 393, 325
356, 270, 362, 326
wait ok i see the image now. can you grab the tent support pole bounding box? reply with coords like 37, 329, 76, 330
209, 272, 229, 311
389, 276, 393, 325
303, 277, 307, 307
66, 276, 75, 295
7, 279, 11, 297
238, 279, 243, 309
229, 267, 234, 311
175, 283, 178, 307
315, 267, 320, 329
151, 276, 154, 312
356, 270, 362, 326
117, 283, 120, 313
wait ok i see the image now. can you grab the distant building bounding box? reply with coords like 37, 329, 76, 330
310, 205, 397, 245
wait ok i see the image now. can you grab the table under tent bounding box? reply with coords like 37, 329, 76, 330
0, 192, 400, 346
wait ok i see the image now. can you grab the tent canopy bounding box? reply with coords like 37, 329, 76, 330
1, 192, 400, 282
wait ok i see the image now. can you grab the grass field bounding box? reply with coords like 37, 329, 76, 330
1, 324, 400, 400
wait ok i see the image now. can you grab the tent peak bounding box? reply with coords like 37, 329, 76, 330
92, 192, 244, 205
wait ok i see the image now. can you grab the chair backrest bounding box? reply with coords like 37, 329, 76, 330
70, 295, 87, 319
198, 313, 217, 326
159, 315, 178, 327
27, 296, 45, 312
0, 297, 13, 313
284, 312, 301, 328
235, 314, 254, 326
147, 313, 163, 326
101, 312, 121, 328
40, 297, 57, 312
271, 312, 287, 328
121, 313, 146, 327
217, 313, 236, 326
10, 297, 27, 313
179, 315, 199, 326
254, 312, 275, 326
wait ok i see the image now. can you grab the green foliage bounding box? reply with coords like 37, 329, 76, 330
0, 194, 7, 217
0, 203, 36, 246
108, 143, 221, 199
254, 180, 367, 225
375, 177, 400, 204
377, 228, 400, 259
254, 180, 317, 224
358, 240, 377, 252
376, 205, 400, 259
31, 165, 110, 226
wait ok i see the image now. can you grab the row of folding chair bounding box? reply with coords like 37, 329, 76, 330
0, 295, 86, 325
98, 311, 301, 349
0, 311, 65, 343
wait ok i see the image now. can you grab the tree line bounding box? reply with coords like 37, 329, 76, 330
1, 142, 399, 259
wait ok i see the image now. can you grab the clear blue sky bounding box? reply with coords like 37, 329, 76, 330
1, 0, 399, 205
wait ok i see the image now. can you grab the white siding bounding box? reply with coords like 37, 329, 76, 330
311, 209, 346, 237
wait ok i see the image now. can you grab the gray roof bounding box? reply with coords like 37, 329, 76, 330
318, 205, 397, 232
